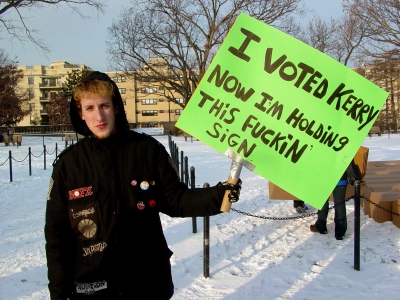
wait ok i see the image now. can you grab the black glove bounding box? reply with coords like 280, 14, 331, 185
217, 178, 242, 203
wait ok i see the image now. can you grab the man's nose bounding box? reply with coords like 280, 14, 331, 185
95, 107, 105, 120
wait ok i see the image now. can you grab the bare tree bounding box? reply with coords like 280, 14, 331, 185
300, 8, 370, 67
300, 15, 340, 55
364, 57, 399, 133
0, 54, 29, 125
47, 91, 70, 131
332, 9, 370, 66
0, 0, 106, 52
0, 48, 11, 66
107, 0, 306, 108
343, 0, 400, 60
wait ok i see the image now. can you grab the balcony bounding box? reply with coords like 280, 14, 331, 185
39, 83, 64, 89
40, 110, 48, 115
40, 97, 51, 102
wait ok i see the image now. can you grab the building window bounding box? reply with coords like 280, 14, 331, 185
142, 110, 158, 116
141, 87, 157, 94
28, 90, 34, 99
112, 76, 126, 82
160, 110, 164, 113
28, 77, 34, 84
26, 66, 34, 69
175, 109, 183, 115
29, 103, 35, 111
122, 99, 126, 105
141, 99, 157, 105
119, 88, 126, 94
159, 85, 164, 91
176, 98, 185, 104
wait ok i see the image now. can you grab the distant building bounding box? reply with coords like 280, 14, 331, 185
17, 59, 187, 133
17, 61, 92, 126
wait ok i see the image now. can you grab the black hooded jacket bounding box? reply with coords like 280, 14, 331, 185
45, 71, 223, 299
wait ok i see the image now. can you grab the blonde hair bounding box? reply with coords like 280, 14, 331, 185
73, 79, 114, 109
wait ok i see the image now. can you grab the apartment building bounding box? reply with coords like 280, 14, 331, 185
17, 61, 92, 126
17, 59, 186, 132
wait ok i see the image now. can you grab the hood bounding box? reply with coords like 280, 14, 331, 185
69, 71, 129, 136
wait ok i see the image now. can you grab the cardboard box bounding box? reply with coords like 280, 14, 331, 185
354, 146, 369, 179
391, 200, 400, 229
369, 192, 400, 223
268, 181, 299, 200
367, 183, 399, 192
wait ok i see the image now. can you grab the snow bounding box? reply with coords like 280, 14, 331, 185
0, 133, 399, 300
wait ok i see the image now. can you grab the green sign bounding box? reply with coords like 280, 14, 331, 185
176, 13, 388, 209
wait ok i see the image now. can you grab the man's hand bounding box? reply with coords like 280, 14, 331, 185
217, 178, 242, 203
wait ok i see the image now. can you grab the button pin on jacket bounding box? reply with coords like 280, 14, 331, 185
149, 200, 156, 208
150, 181, 155, 186
137, 201, 145, 210
131, 180, 137, 187
140, 181, 149, 190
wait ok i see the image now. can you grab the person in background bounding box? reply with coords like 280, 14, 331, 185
6, 124, 15, 146
310, 160, 361, 240
44, 71, 242, 300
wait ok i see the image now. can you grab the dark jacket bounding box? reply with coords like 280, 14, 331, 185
45, 72, 223, 299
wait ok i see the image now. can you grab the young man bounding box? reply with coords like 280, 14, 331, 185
45, 71, 242, 299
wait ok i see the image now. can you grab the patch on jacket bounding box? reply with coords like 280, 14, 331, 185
76, 280, 107, 295
82, 241, 107, 257
69, 186, 93, 200
46, 177, 54, 201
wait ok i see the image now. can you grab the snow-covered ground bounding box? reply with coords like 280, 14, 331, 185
0, 133, 399, 300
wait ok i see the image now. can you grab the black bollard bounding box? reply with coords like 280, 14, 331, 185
203, 182, 210, 278
354, 180, 361, 271
190, 166, 197, 233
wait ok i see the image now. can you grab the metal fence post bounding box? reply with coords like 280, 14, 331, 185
354, 180, 361, 271
29, 147, 32, 176
203, 182, 210, 278
180, 151, 184, 180
9, 150, 12, 182
190, 166, 197, 233
44, 145, 46, 170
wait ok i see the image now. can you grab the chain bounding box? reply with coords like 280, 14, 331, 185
0, 157, 9, 167
230, 207, 321, 220
11, 153, 29, 163
363, 196, 400, 216
31, 150, 45, 158
231, 195, 400, 220
46, 148, 57, 155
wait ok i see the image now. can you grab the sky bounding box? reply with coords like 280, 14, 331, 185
0, 133, 399, 299
1, 0, 344, 72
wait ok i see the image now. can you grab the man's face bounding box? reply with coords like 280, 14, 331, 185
79, 94, 118, 139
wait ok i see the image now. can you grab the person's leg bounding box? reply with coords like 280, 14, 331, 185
293, 200, 304, 207
332, 185, 347, 239
311, 199, 329, 233
293, 200, 308, 213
